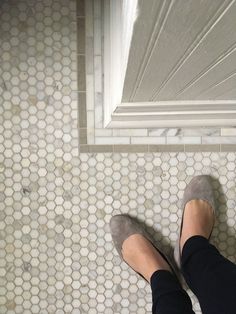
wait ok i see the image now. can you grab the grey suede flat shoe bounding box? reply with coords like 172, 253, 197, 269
174, 175, 216, 268
110, 214, 175, 282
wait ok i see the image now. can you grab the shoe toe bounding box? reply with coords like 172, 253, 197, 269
183, 175, 216, 212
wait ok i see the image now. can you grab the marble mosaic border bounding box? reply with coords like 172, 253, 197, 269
77, 0, 236, 153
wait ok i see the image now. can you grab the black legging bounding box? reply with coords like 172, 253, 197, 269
151, 236, 236, 314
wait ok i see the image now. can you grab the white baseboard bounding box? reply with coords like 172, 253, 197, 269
105, 100, 236, 128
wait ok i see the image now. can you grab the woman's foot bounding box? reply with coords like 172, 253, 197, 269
110, 215, 173, 283
180, 199, 215, 253
122, 234, 172, 283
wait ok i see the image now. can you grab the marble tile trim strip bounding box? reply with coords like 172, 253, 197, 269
79, 144, 236, 152
77, 17, 85, 54
77, 0, 85, 17
221, 144, 236, 151
77, 0, 87, 145
78, 93, 87, 129
221, 128, 236, 136
184, 144, 220, 152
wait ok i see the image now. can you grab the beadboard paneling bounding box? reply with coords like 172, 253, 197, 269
122, 0, 236, 102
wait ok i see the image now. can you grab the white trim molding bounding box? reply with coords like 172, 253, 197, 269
106, 100, 236, 128
103, 0, 121, 127
103, 0, 138, 128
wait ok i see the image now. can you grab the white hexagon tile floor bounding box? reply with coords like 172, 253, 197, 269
1, 1, 236, 314
77, 152, 236, 314
1, 150, 236, 314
